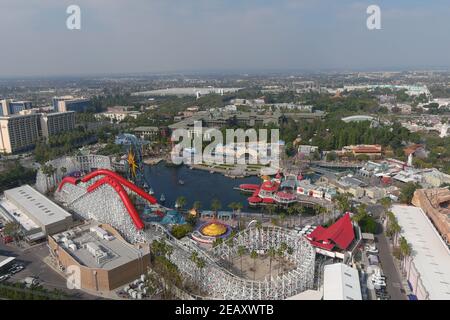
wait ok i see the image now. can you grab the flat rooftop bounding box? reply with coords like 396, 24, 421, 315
392, 205, 450, 300
0, 255, 15, 269
323, 263, 362, 300
0, 199, 40, 231
53, 223, 148, 270
4, 185, 71, 226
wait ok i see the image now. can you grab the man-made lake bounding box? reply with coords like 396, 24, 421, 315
144, 162, 261, 210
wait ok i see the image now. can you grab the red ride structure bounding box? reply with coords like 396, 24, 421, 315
58, 169, 157, 230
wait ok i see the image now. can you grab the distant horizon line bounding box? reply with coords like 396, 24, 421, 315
1, 66, 450, 80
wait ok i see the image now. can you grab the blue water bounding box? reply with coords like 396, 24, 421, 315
144, 162, 261, 210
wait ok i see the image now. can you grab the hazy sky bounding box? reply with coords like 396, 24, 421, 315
1, 0, 450, 76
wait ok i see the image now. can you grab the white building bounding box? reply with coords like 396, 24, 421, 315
392, 205, 450, 300
40, 111, 76, 139
96, 110, 142, 123
1, 185, 73, 240
0, 113, 41, 154
323, 263, 362, 300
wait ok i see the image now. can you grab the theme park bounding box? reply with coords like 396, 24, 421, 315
0, 130, 365, 300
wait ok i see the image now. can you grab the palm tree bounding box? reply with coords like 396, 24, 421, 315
334, 193, 351, 213
316, 205, 327, 224
60, 166, 67, 178
277, 242, 287, 276
250, 250, 258, 281
212, 237, 224, 248
391, 221, 401, 247
196, 257, 206, 286
41, 164, 54, 192
352, 205, 368, 224
190, 251, 200, 284
298, 205, 306, 227
193, 201, 202, 211
270, 217, 279, 226
379, 197, 392, 220
46, 164, 57, 190
211, 198, 222, 218
279, 212, 286, 228
176, 196, 187, 212
235, 202, 244, 229
399, 236, 412, 272
228, 202, 237, 215
386, 211, 401, 247
227, 238, 235, 266
266, 204, 276, 217
268, 247, 276, 279
286, 205, 296, 228
237, 245, 246, 275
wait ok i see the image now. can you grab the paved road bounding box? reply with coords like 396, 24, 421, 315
375, 231, 406, 300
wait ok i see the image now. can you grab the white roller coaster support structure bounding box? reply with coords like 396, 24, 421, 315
56, 181, 315, 300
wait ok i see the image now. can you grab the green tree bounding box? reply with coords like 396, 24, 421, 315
399, 236, 412, 271
399, 182, 421, 204
268, 247, 276, 279
250, 250, 258, 281
277, 242, 287, 276
210, 199, 222, 217
237, 245, 246, 275
193, 201, 202, 211
175, 196, 187, 211
171, 224, 193, 239
3, 222, 22, 242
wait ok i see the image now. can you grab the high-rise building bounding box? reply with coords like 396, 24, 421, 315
0, 110, 76, 154
52, 96, 91, 113
0, 113, 40, 154
0, 99, 33, 116
40, 111, 76, 139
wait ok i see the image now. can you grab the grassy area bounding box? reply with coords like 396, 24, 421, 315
0, 282, 70, 300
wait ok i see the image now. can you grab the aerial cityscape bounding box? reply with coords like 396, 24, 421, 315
0, 0, 449, 307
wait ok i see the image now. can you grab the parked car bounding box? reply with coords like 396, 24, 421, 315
9, 265, 24, 274
0, 274, 10, 282
365, 244, 379, 254
22, 277, 39, 287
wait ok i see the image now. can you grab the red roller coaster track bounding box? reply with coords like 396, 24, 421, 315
58, 169, 157, 230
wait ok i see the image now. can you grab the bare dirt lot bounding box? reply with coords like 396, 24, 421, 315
228, 254, 296, 281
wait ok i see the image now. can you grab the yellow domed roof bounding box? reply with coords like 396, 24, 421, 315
201, 223, 227, 237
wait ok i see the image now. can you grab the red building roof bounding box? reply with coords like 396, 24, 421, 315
307, 213, 355, 251
248, 196, 262, 203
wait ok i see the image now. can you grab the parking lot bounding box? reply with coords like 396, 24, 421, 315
0, 240, 100, 299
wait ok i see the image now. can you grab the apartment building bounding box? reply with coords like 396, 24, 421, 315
53, 96, 91, 113
0, 99, 33, 116
0, 113, 41, 154
0, 111, 76, 154
40, 111, 76, 139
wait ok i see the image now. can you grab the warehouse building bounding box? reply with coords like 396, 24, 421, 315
1, 185, 73, 241
392, 205, 450, 300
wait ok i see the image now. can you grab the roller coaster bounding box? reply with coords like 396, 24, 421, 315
55, 169, 316, 299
